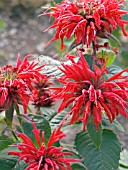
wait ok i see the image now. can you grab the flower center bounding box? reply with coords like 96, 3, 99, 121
0, 65, 17, 82
77, 1, 100, 17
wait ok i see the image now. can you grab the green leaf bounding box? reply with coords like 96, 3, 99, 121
106, 52, 115, 67
119, 149, 128, 169
40, 107, 57, 121
96, 50, 115, 67
87, 122, 102, 148
54, 0, 62, 3
122, 14, 128, 21
63, 149, 86, 169
37, 55, 79, 78
63, 149, 82, 159
119, 166, 128, 170
109, 28, 122, 49
0, 148, 30, 170
119, 49, 128, 69
71, 163, 87, 170
40, 107, 67, 129
0, 135, 14, 151
22, 114, 51, 144
107, 65, 122, 78
37, 55, 63, 78
75, 129, 121, 170
0, 147, 18, 170
14, 161, 28, 170
84, 54, 93, 70
50, 110, 67, 130
0, 157, 17, 170
102, 118, 126, 133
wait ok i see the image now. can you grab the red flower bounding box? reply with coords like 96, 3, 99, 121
52, 54, 128, 130
44, 0, 128, 49
8, 122, 79, 170
32, 77, 53, 108
0, 54, 44, 113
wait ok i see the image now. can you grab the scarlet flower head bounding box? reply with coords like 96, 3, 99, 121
0, 54, 44, 113
52, 54, 128, 130
44, 0, 128, 49
8, 122, 79, 170
32, 77, 53, 108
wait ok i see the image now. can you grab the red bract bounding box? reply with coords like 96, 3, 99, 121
32, 77, 53, 108
44, 0, 128, 49
52, 54, 128, 130
0, 53, 44, 113
8, 122, 79, 170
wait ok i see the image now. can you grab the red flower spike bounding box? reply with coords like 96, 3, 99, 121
52, 53, 128, 130
32, 122, 41, 146
44, 0, 128, 50
8, 122, 80, 170
0, 54, 44, 113
48, 116, 68, 147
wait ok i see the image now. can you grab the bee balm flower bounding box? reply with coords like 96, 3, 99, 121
52, 54, 128, 130
8, 122, 80, 170
0, 54, 44, 113
32, 77, 53, 108
44, 0, 128, 49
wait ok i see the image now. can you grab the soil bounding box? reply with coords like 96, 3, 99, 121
0, 2, 56, 66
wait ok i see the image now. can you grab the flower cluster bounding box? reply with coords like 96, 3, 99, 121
44, 0, 128, 49
52, 54, 128, 130
2, 1, 128, 169
32, 76, 53, 108
8, 122, 79, 170
0, 54, 44, 113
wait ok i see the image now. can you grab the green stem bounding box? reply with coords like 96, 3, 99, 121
14, 104, 22, 126
11, 129, 18, 141
5, 99, 14, 128
14, 104, 24, 132
92, 41, 97, 56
